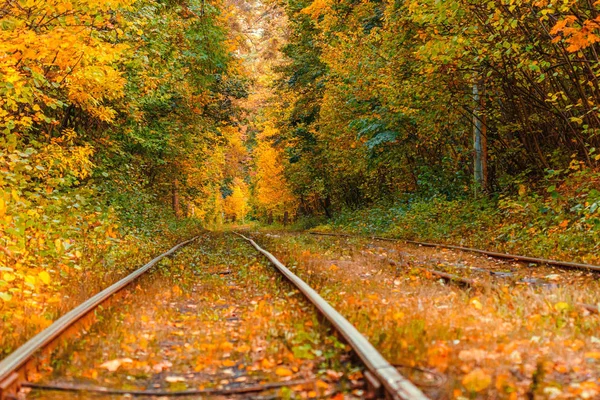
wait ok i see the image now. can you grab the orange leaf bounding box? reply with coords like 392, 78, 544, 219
275, 367, 293, 377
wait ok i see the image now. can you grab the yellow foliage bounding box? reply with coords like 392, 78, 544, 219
0, 0, 133, 136
254, 126, 297, 220
223, 178, 250, 222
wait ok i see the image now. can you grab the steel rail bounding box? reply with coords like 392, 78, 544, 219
377, 252, 599, 314
309, 231, 600, 273
234, 232, 429, 400
22, 378, 314, 397
0, 236, 198, 399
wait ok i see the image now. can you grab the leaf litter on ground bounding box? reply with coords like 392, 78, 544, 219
27, 233, 363, 399
254, 230, 600, 399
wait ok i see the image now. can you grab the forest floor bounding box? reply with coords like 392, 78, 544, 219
7, 229, 600, 399
251, 230, 600, 399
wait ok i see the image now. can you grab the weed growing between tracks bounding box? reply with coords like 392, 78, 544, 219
28, 233, 361, 399
256, 232, 600, 399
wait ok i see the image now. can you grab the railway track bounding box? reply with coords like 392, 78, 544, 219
309, 231, 600, 314
0, 233, 428, 400
0, 236, 198, 400
252, 230, 600, 398
309, 231, 600, 273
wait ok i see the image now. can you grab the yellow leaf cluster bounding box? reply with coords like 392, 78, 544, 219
0, 0, 132, 135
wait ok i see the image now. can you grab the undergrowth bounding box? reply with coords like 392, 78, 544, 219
314, 164, 600, 264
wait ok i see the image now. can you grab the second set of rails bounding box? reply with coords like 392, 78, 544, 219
308, 231, 600, 314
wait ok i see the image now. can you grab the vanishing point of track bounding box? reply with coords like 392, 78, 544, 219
0, 233, 428, 400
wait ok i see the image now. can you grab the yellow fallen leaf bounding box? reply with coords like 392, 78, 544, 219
222, 359, 236, 367
38, 271, 50, 285
470, 298, 483, 310
261, 358, 275, 369
393, 312, 405, 320
462, 368, 491, 392
275, 367, 293, 377
584, 351, 600, 359
554, 302, 569, 311
219, 341, 234, 351
236, 344, 251, 352
2, 273, 15, 282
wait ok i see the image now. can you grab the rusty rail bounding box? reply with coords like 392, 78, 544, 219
234, 232, 429, 400
309, 231, 600, 273
379, 252, 599, 314
0, 236, 198, 399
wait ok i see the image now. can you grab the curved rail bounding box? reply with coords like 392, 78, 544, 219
234, 232, 429, 400
309, 231, 600, 273
0, 236, 198, 399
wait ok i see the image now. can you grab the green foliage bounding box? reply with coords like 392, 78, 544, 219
273, 0, 600, 216
319, 166, 600, 264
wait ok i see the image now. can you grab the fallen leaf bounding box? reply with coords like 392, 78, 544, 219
470, 298, 483, 310
392, 312, 404, 320
100, 358, 133, 372
326, 369, 343, 380
165, 376, 186, 383
554, 302, 570, 312
543, 387, 563, 397
275, 367, 293, 377
509, 350, 522, 364
584, 351, 600, 359
316, 379, 329, 389
152, 361, 172, 373
462, 368, 491, 392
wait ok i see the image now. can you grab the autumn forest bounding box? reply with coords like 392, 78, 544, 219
3, 0, 600, 398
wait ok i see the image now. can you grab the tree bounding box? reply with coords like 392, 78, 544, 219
254, 125, 297, 221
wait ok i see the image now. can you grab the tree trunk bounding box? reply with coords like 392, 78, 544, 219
172, 179, 180, 218
473, 79, 488, 193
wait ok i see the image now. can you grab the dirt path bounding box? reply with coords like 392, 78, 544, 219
253, 231, 600, 399
27, 233, 362, 399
